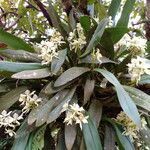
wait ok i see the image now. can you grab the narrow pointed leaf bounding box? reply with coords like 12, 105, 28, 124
0, 49, 40, 62
84, 79, 95, 104
124, 86, 150, 112
51, 49, 67, 74
0, 61, 42, 73
54, 67, 90, 87
116, 0, 136, 27
12, 68, 51, 79
88, 100, 102, 128
80, 18, 109, 57
104, 125, 115, 150
94, 69, 141, 126
108, 0, 121, 20
36, 90, 69, 126
65, 124, 77, 150
104, 118, 135, 150
0, 86, 27, 112
82, 117, 102, 150
47, 86, 76, 123
0, 28, 34, 51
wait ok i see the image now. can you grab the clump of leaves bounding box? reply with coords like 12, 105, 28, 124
0, 0, 150, 149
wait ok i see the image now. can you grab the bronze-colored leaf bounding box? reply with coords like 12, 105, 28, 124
65, 124, 76, 150
35, 90, 69, 126
89, 100, 103, 128
104, 125, 115, 150
47, 86, 76, 123
84, 79, 95, 105
0, 86, 27, 112
54, 67, 90, 87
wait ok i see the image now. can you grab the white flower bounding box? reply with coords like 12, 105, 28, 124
19, 90, 42, 113
115, 111, 139, 140
116, 34, 147, 56
36, 29, 64, 65
68, 23, 86, 52
92, 48, 103, 63
63, 103, 89, 129
0, 110, 23, 137
5, 128, 16, 137
127, 56, 150, 84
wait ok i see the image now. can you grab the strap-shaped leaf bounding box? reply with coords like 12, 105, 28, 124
51, 49, 67, 74
94, 69, 141, 126
65, 124, 77, 150
35, 90, 69, 126
116, 0, 135, 27
0, 49, 40, 62
47, 86, 76, 123
0, 61, 42, 73
108, 0, 121, 20
80, 18, 109, 58
124, 85, 150, 112
104, 125, 116, 150
12, 68, 51, 79
0, 86, 27, 112
82, 117, 102, 150
54, 67, 90, 87
84, 79, 95, 104
104, 118, 135, 150
0, 28, 34, 51
12, 121, 30, 150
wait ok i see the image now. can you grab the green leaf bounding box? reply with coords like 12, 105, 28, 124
80, 18, 109, 58
35, 90, 69, 126
47, 86, 76, 123
54, 67, 90, 87
124, 86, 150, 112
27, 125, 46, 150
82, 117, 102, 150
94, 69, 141, 126
12, 121, 30, 150
0, 86, 27, 112
0, 49, 40, 62
65, 124, 77, 150
79, 55, 116, 64
51, 49, 67, 74
104, 118, 135, 150
108, 0, 121, 20
56, 131, 66, 150
80, 16, 91, 33
84, 79, 95, 104
116, 0, 136, 27
0, 28, 34, 51
11, 68, 51, 79
0, 61, 42, 73
106, 27, 129, 44
104, 125, 116, 150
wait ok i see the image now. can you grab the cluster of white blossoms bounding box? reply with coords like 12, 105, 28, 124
0, 110, 23, 137
127, 56, 150, 84
115, 111, 139, 140
62, 103, 89, 129
68, 23, 86, 52
19, 90, 42, 113
37, 29, 64, 65
116, 34, 147, 56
